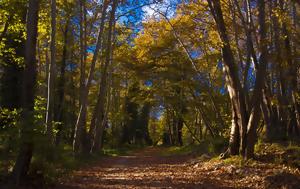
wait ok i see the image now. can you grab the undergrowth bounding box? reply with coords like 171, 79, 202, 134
160, 136, 228, 156
219, 140, 300, 169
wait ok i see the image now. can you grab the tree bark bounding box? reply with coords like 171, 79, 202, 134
282, 0, 300, 136
45, 0, 56, 143
229, 105, 240, 155
261, 86, 273, 140
246, 0, 268, 159
90, 0, 118, 153
55, 18, 70, 146
11, 0, 39, 185
73, 0, 109, 153
78, 0, 89, 152
207, 0, 248, 156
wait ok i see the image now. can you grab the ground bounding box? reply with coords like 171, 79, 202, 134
55, 146, 300, 189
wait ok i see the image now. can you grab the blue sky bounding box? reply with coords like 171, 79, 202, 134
117, 0, 180, 25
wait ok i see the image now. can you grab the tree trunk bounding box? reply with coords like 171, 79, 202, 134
281, 0, 300, 136
90, 0, 118, 153
246, 0, 268, 159
79, 0, 86, 108
228, 104, 240, 155
55, 18, 69, 146
261, 86, 273, 141
177, 116, 183, 146
73, 0, 109, 153
207, 0, 248, 156
273, 0, 288, 138
45, 0, 56, 143
77, 0, 89, 152
11, 0, 39, 185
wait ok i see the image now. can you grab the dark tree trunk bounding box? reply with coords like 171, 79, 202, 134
246, 0, 268, 159
281, 0, 300, 136
90, 0, 118, 153
73, 0, 109, 153
55, 18, 70, 146
207, 0, 248, 156
261, 87, 273, 141
78, 0, 89, 153
11, 0, 39, 185
177, 116, 183, 146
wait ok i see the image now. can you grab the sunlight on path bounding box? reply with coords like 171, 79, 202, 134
55, 147, 229, 189
55, 147, 300, 189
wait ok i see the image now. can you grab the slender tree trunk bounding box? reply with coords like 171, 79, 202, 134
188, 86, 216, 138
45, 0, 56, 143
73, 0, 109, 153
78, 0, 89, 152
243, 0, 256, 107
246, 0, 268, 159
198, 106, 215, 138
177, 116, 183, 146
198, 112, 203, 140
230, 0, 243, 72
273, 0, 288, 137
207, 0, 248, 156
261, 86, 273, 140
79, 0, 86, 105
99, 19, 117, 148
165, 108, 173, 145
281, 0, 300, 136
220, 102, 240, 158
229, 104, 240, 155
11, 0, 39, 185
90, 0, 118, 153
55, 18, 70, 146
99, 81, 112, 149
36, 40, 42, 76
45, 46, 49, 96
207, 76, 226, 130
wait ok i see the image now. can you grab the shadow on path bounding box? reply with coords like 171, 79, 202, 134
55, 147, 232, 189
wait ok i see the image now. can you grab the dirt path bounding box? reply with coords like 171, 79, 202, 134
55, 147, 300, 189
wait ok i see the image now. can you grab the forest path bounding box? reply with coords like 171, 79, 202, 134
55, 146, 300, 189
55, 146, 230, 189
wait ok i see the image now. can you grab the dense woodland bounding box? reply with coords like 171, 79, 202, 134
0, 0, 300, 188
